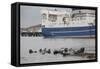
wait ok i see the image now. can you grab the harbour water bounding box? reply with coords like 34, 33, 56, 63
20, 37, 95, 64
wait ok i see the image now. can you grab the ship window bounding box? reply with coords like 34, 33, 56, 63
48, 14, 57, 22
42, 13, 47, 20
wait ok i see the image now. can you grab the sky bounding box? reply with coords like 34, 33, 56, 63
20, 6, 42, 28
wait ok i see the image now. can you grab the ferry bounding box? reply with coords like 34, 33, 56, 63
41, 8, 95, 37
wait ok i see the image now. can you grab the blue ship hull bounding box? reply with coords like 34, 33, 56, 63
42, 26, 95, 37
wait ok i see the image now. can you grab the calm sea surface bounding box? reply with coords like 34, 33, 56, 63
20, 37, 95, 64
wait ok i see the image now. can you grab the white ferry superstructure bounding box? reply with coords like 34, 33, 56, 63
41, 8, 95, 37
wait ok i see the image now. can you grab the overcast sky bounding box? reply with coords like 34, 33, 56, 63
20, 6, 42, 28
